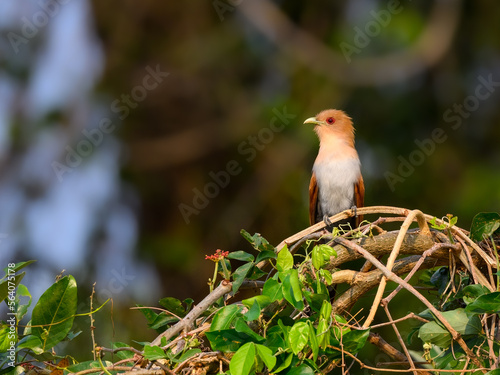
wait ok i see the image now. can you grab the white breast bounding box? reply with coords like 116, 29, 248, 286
313, 157, 361, 216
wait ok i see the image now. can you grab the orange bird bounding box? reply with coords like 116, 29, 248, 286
305, 109, 364, 227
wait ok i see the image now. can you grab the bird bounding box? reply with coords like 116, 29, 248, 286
304, 109, 365, 228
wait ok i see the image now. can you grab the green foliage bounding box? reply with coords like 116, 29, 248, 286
31, 275, 77, 351
470, 212, 500, 241
418, 309, 482, 348
3, 215, 500, 374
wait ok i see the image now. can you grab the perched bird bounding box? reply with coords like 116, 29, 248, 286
305, 109, 364, 228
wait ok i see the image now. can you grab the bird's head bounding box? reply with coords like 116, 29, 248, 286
304, 109, 355, 146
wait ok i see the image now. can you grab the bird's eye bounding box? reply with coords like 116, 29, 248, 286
326, 117, 335, 124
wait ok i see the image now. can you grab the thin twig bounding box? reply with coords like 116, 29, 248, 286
289, 232, 323, 253
383, 305, 418, 375
71, 366, 140, 375
99, 346, 144, 356
174, 352, 226, 374
364, 210, 431, 328
328, 344, 488, 373
382, 243, 460, 305
130, 306, 182, 320
151, 280, 232, 346
90, 282, 96, 361
368, 313, 429, 329
334, 237, 486, 371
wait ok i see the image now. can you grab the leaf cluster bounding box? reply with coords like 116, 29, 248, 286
2, 209, 500, 374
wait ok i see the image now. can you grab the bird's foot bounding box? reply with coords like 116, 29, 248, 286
350, 205, 358, 218
323, 214, 333, 227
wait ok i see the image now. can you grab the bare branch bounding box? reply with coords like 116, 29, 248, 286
151, 280, 233, 346
334, 237, 487, 371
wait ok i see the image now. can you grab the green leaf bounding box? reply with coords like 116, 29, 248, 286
429, 217, 447, 230
111, 342, 135, 360
485, 370, 500, 375
0, 272, 25, 304
0, 325, 16, 352
280, 269, 304, 310
1, 366, 25, 375
66, 330, 82, 341
206, 329, 253, 352
273, 353, 293, 373
232, 262, 254, 294
207, 318, 264, 352
262, 278, 283, 302
172, 348, 202, 363
136, 304, 158, 324
255, 344, 276, 371
312, 245, 337, 270
234, 318, 265, 343
230, 342, 256, 375
278, 319, 291, 343
247, 266, 267, 280
318, 269, 333, 285
143, 345, 167, 360
466, 292, 500, 314
312, 245, 325, 270
418, 309, 482, 348
148, 312, 178, 330
289, 321, 309, 354
183, 298, 194, 311
303, 290, 329, 313
158, 297, 187, 317
317, 301, 332, 349
307, 321, 319, 362
287, 364, 315, 375
210, 305, 243, 331
240, 230, 275, 252
342, 329, 370, 353
255, 250, 276, 264
227, 251, 255, 262
17, 335, 43, 354
276, 245, 293, 272
461, 284, 491, 305
243, 300, 261, 322
265, 326, 286, 351
1, 260, 36, 278
242, 295, 270, 310
14, 284, 32, 322
31, 275, 77, 351
430, 267, 450, 295
470, 212, 500, 241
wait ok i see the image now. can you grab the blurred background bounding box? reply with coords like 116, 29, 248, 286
0, 0, 499, 363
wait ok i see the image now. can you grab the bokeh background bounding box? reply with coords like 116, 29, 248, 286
1, 0, 499, 365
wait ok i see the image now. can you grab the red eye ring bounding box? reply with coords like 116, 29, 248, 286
326, 117, 335, 124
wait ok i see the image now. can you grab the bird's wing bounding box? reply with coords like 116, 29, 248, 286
309, 172, 319, 225
354, 174, 365, 226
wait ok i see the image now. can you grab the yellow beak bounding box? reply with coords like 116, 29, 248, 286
303, 117, 322, 125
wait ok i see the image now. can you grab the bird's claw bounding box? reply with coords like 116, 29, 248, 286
323, 214, 333, 227
351, 205, 358, 218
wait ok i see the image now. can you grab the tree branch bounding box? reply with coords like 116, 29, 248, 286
151, 280, 232, 347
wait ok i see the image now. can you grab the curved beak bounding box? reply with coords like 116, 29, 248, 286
304, 117, 321, 125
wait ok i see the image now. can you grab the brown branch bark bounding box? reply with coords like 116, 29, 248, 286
331, 254, 447, 315
334, 237, 486, 372
151, 280, 233, 347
